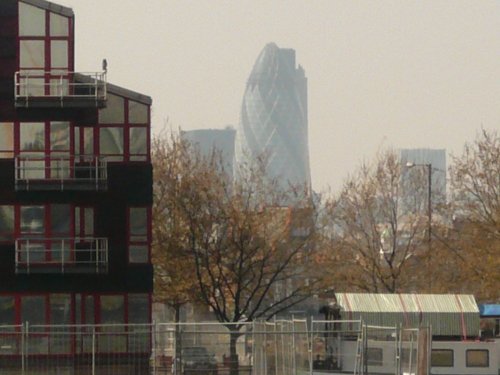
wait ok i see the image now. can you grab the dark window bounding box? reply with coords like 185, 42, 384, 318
466, 349, 489, 367
0, 206, 14, 242
366, 347, 383, 366
431, 349, 454, 367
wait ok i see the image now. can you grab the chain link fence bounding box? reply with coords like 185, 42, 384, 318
0, 320, 428, 374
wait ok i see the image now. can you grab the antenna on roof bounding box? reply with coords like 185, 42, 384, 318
102, 59, 108, 72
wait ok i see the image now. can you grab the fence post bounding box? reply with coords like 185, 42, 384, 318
151, 321, 156, 375
21, 322, 25, 375
92, 325, 96, 375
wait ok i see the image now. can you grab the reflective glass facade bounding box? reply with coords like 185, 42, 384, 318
234, 43, 311, 190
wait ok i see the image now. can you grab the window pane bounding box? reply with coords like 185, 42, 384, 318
19, 2, 46, 36
100, 295, 124, 325
19, 73, 45, 96
50, 12, 69, 36
99, 94, 124, 124
128, 294, 149, 324
128, 101, 148, 123
85, 295, 95, 324
84, 208, 94, 236
20, 40, 45, 68
21, 296, 46, 325
0, 296, 15, 326
50, 122, 69, 151
367, 348, 383, 366
50, 294, 71, 325
466, 349, 489, 367
0, 206, 14, 241
130, 208, 147, 238
431, 349, 454, 367
21, 123, 45, 151
129, 245, 148, 263
130, 128, 147, 158
21, 206, 45, 234
51, 204, 70, 234
50, 41, 68, 69
99, 128, 123, 158
83, 128, 94, 155
0, 123, 14, 158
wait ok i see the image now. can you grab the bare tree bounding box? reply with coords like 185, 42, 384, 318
152, 131, 319, 373
322, 150, 432, 293
447, 129, 500, 300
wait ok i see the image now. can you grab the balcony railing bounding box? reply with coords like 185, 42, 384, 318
14, 71, 107, 108
14, 155, 107, 191
15, 237, 108, 274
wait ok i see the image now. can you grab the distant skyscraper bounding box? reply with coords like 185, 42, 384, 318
182, 127, 236, 178
234, 43, 311, 191
400, 148, 447, 212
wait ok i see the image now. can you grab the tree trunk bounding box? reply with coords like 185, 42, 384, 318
174, 304, 181, 375
229, 329, 240, 375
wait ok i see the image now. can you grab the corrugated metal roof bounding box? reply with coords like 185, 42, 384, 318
336, 293, 479, 337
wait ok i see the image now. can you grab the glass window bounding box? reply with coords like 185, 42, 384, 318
50, 122, 70, 151
19, 2, 46, 36
21, 296, 46, 325
20, 123, 45, 151
0, 206, 14, 242
130, 208, 147, 241
99, 94, 124, 124
99, 127, 124, 160
21, 206, 45, 235
0, 296, 15, 326
100, 295, 124, 325
20, 40, 45, 68
50, 294, 71, 325
19, 70, 45, 97
431, 349, 454, 367
128, 294, 149, 324
366, 348, 383, 366
50, 41, 68, 69
130, 127, 147, 161
466, 349, 489, 367
129, 245, 148, 263
50, 12, 69, 36
128, 101, 148, 124
83, 128, 94, 155
0, 123, 14, 158
85, 295, 95, 324
51, 204, 70, 234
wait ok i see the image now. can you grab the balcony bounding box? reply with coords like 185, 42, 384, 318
15, 237, 108, 274
15, 155, 107, 191
14, 71, 107, 108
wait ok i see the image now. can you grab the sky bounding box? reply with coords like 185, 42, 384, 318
56, 0, 499, 193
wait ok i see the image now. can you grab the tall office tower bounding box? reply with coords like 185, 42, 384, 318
0, 0, 152, 371
234, 43, 311, 192
182, 127, 236, 179
399, 148, 447, 212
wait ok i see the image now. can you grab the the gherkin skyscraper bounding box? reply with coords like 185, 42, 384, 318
234, 43, 311, 191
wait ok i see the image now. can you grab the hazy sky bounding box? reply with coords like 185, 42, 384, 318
56, 0, 499, 192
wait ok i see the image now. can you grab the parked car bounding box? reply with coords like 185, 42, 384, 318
181, 346, 218, 375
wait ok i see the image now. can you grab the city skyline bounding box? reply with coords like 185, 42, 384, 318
53, 0, 500, 193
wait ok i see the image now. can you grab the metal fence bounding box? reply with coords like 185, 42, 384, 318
0, 320, 428, 375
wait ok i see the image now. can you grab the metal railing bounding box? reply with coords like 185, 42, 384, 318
14, 155, 107, 191
15, 237, 108, 274
14, 71, 107, 107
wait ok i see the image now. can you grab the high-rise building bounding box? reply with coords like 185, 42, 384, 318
182, 127, 236, 178
0, 0, 152, 369
234, 43, 311, 191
